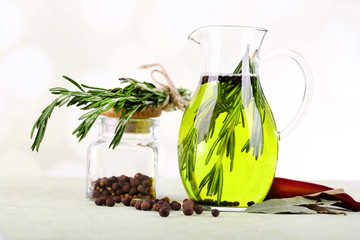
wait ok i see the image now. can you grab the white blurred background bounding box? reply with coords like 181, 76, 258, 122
0, 0, 359, 180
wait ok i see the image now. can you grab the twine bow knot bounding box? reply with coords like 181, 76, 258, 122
139, 63, 188, 111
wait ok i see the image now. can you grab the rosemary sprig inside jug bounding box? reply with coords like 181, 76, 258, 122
178, 47, 269, 205
31, 64, 191, 151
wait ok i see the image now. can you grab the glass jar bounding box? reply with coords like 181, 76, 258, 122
86, 116, 161, 200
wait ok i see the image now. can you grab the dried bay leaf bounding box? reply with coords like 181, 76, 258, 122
299, 204, 347, 215
245, 196, 317, 214
245, 196, 347, 215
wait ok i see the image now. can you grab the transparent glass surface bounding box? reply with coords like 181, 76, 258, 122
86, 117, 161, 199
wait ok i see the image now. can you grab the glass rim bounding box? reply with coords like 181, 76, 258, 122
188, 25, 268, 40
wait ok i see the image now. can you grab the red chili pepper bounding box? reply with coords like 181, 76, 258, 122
265, 177, 360, 212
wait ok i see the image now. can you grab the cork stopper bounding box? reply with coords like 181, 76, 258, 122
100, 107, 162, 119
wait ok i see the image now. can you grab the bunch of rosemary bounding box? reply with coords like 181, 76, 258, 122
178, 47, 267, 204
31, 74, 191, 152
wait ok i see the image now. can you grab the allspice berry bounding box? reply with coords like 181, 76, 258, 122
183, 208, 194, 216
137, 185, 145, 194
111, 182, 119, 191
141, 202, 151, 211
130, 199, 137, 207
114, 196, 122, 203
247, 201, 255, 207
159, 207, 170, 217
135, 200, 143, 210
194, 205, 203, 214
152, 203, 160, 211
109, 176, 118, 184
170, 201, 181, 211
106, 198, 115, 207
211, 209, 220, 217
95, 198, 104, 206
122, 197, 132, 206
122, 183, 131, 192
92, 190, 101, 198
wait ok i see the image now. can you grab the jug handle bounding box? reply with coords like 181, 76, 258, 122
258, 49, 314, 140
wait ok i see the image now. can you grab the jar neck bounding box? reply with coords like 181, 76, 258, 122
97, 116, 159, 140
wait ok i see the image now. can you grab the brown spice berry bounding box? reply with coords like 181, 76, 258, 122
183, 208, 194, 216
104, 178, 112, 187
145, 187, 151, 196
143, 179, 151, 187
170, 201, 181, 211
134, 173, 143, 180
95, 198, 105, 206
129, 188, 138, 196
146, 199, 156, 207
233, 201, 240, 207
92, 190, 101, 198
119, 175, 130, 183
109, 176, 118, 184
102, 189, 110, 196
111, 182, 119, 191
122, 183, 131, 193
135, 201, 143, 210
194, 205, 203, 214
106, 198, 115, 207
211, 209, 220, 217
130, 178, 140, 188
115, 190, 123, 196
141, 202, 151, 211
137, 185, 145, 194
182, 199, 195, 209
161, 197, 170, 203
130, 199, 137, 207
247, 201, 255, 207
152, 203, 160, 211
159, 207, 170, 217
122, 197, 131, 206
114, 196, 122, 203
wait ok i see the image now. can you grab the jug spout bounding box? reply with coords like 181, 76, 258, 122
188, 25, 267, 74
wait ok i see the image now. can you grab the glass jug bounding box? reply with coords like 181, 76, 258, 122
178, 25, 313, 208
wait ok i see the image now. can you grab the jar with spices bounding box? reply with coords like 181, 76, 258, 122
86, 107, 162, 200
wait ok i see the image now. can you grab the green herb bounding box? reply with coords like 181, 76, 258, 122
178, 46, 267, 204
31, 76, 191, 152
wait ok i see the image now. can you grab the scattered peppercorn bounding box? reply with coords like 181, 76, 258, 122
141, 201, 151, 211
159, 207, 170, 217
92, 190, 101, 198
122, 183, 131, 192
130, 199, 137, 207
106, 198, 115, 207
194, 205, 203, 214
211, 209, 220, 217
114, 196, 122, 203
95, 198, 104, 206
122, 197, 131, 206
170, 201, 181, 211
152, 203, 159, 211
183, 208, 194, 216
247, 201, 255, 207
135, 201, 143, 210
